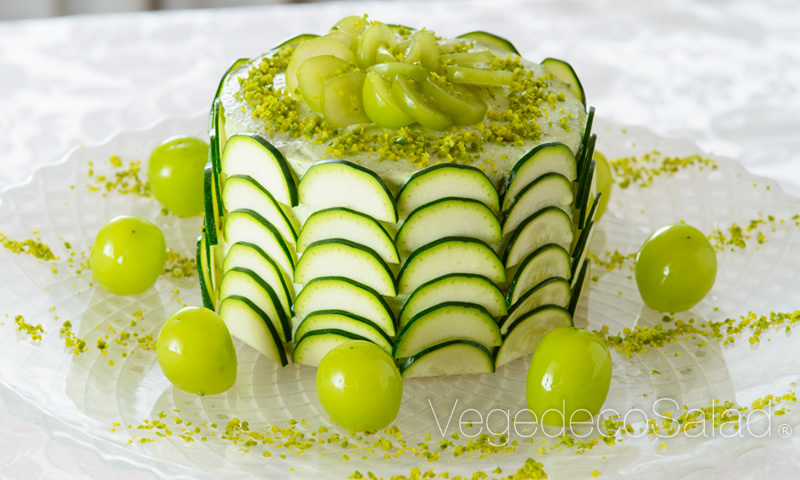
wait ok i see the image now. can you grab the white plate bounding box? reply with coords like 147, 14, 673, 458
0, 113, 798, 479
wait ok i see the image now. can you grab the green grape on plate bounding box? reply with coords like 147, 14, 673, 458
316, 340, 402, 432
526, 327, 612, 426
148, 136, 208, 217
156, 306, 237, 396
89, 215, 166, 295
635, 223, 717, 313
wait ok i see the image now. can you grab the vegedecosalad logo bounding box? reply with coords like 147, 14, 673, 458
428, 398, 794, 445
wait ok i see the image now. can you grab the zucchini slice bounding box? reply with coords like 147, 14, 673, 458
569, 259, 590, 316
507, 244, 571, 305
223, 209, 297, 278
502, 143, 577, 212
495, 305, 572, 367
218, 267, 292, 343
541, 57, 586, 108
571, 193, 601, 283
203, 162, 222, 246
396, 164, 499, 219
196, 232, 216, 311
274, 33, 320, 50
504, 207, 574, 269
210, 58, 249, 173
400, 340, 494, 378
577, 106, 596, 175
297, 207, 398, 264
218, 295, 288, 367
501, 277, 571, 335
502, 173, 574, 237
456, 31, 519, 55
221, 134, 298, 207
393, 302, 501, 359
292, 329, 371, 367
294, 277, 395, 338
395, 197, 501, 260
294, 239, 396, 297
222, 175, 299, 246
295, 310, 392, 355
396, 237, 505, 295
222, 242, 294, 318
398, 273, 507, 329
298, 160, 396, 223
575, 134, 598, 229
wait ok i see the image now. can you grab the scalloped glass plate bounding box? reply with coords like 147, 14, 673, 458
0, 113, 799, 479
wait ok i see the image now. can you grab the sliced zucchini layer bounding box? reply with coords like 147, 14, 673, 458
507, 244, 571, 306
541, 57, 586, 108
203, 163, 222, 245
398, 273, 507, 329
396, 164, 499, 219
456, 31, 519, 55
293, 277, 395, 338
196, 232, 216, 311
298, 160, 396, 223
400, 340, 494, 378
395, 197, 501, 259
218, 295, 288, 366
501, 277, 571, 335
294, 239, 396, 297
396, 237, 505, 295
221, 134, 298, 207
502, 173, 574, 236
223, 209, 297, 278
292, 329, 371, 367
393, 302, 501, 359
222, 242, 294, 317
504, 207, 574, 269
218, 267, 292, 343
295, 310, 392, 355
297, 207, 398, 264
496, 305, 572, 367
503, 143, 577, 212
222, 175, 299, 246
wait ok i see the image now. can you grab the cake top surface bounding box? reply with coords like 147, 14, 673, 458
220, 17, 586, 191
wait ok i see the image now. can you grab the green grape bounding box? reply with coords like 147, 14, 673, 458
156, 306, 237, 396
323, 71, 371, 127
594, 151, 612, 221
421, 79, 487, 125
391, 74, 453, 131
635, 223, 717, 313
297, 55, 350, 112
363, 71, 415, 129
148, 136, 208, 217
316, 340, 403, 432
526, 327, 612, 426
90, 215, 166, 295
357, 22, 398, 68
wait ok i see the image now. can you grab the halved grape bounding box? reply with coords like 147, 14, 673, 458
363, 71, 415, 129
635, 224, 717, 313
422, 79, 487, 125
391, 74, 453, 131
440, 50, 494, 66
326, 30, 357, 52
367, 62, 427, 83
148, 136, 208, 217
297, 55, 350, 112
90, 216, 166, 296
403, 29, 439, 71
323, 71, 371, 127
285, 35, 356, 97
375, 45, 397, 64
358, 22, 398, 67
332, 15, 369, 39
445, 66, 513, 86
156, 306, 237, 396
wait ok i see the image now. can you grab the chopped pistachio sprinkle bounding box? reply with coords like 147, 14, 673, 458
162, 250, 197, 279
0, 233, 58, 261
86, 157, 150, 197
15, 315, 44, 341
236, 47, 566, 169
608, 151, 717, 189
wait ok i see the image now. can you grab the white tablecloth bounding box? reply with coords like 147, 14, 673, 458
0, 1, 798, 478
